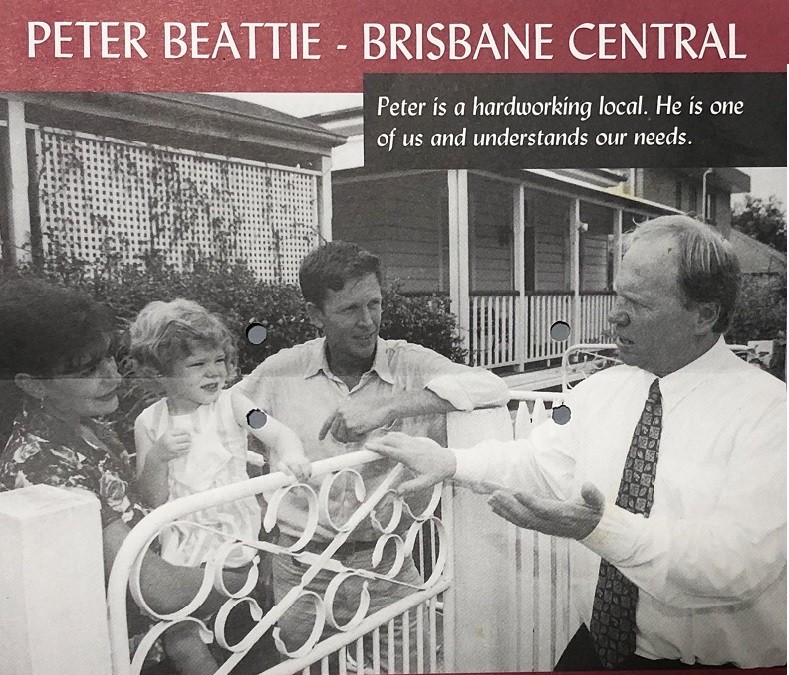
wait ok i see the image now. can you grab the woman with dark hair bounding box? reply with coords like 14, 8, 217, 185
0, 278, 246, 675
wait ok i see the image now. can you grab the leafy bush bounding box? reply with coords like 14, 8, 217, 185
381, 287, 466, 364
727, 273, 786, 380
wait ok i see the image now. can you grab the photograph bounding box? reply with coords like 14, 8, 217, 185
0, 4, 786, 675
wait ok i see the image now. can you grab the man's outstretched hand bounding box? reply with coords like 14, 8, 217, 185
488, 482, 605, 540
367, 431, 457, 495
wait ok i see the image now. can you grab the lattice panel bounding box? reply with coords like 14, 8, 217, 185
34, 127, 320, 282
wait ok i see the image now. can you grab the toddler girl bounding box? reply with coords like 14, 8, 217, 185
129, 299, 310, 674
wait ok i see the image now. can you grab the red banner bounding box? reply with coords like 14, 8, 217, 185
0, 0, 788, 91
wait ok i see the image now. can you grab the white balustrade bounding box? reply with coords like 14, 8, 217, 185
578, 293, 617, 343
524, 293, 573, 363
469, 294, 519, 368
468, 292, 616, 370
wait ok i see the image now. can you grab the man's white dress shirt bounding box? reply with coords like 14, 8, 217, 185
239, 336, 509, 541
454, 338, 786, 667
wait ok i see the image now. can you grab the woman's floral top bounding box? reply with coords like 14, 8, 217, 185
0, 405, 147, 529
0, 405, 167, 665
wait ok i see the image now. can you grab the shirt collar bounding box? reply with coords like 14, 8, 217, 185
302, 336, 395, 385
654, 335, 730, 411
370, 338, 395, 384
303, 337, 329, 379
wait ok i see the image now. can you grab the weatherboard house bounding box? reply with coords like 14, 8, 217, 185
311, 105, 750, 387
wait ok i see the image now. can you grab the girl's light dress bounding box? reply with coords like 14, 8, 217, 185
135, 389, 261, 568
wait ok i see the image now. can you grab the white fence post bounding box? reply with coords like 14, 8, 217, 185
445, 407, 520, 672
0, 485, 112, 675
2, 96, 32, 264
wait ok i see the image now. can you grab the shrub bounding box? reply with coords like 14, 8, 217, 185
381, 286, 467, 364
727, 273, 786, 380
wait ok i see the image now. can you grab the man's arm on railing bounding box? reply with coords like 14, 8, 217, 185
320, 388, 460, 443
321, 346, 509, 443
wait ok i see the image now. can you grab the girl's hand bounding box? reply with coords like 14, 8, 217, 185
149, 430, 192, 465
271, 439, 312, 482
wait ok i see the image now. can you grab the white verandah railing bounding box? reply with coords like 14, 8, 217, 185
469, 292, 519, 368
578, 293, 618, 344
105, 391, 574, 674
469, 291, 617, 369
525, 292, 573, 364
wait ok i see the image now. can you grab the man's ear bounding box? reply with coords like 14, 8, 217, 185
305, 302, 324, 329
14, 373, 47, 399
694, 301, 720, 335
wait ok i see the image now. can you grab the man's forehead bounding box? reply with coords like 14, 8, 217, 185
626, 231, 679, 263
620, 233, 680, 287
325, 273, 382, 303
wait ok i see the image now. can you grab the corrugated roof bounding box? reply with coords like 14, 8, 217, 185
143, 93, 342, 139
14, 92, 348, 150
525, 169, 683, 216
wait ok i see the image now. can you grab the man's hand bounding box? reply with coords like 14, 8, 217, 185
319, 397, 396, 443
487, 482, 605, 540
367, 431, 457, 495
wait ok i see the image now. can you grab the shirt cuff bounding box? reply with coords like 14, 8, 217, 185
426, 370, 508, 411
426, 374, 475, 411
452, 447, 489, 483
580, 499, 645, 565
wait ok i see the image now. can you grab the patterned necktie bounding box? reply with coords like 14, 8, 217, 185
589, 378, 662, 669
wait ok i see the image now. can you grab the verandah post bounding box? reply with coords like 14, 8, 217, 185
613, 208, 623, 280
1, 95, 32, 266
513, 183, 527, 371
447, 170, 471, 364
569, 198, 581, 344
317, 155, 333, 244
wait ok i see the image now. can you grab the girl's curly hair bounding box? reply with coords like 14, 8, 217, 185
127, 299, 238, 384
